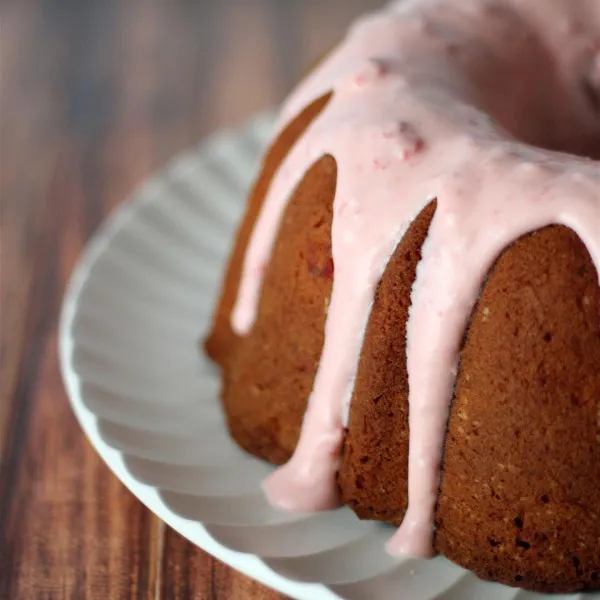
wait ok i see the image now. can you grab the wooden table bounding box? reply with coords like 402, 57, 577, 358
0, 0, 382, 598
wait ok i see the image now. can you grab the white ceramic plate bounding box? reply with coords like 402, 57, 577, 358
59, 113, 598, 600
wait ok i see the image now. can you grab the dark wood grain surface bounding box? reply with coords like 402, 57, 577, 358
0, 1, 385, 599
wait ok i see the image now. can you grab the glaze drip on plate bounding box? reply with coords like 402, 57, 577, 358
230, 0, 600, 558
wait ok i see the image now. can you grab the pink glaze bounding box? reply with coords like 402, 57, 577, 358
231, 0, 600, 558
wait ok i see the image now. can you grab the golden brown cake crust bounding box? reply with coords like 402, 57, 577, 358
435, 225, 600, 592
340, 223, 600, 592
218, 154, 336, 464
337, 201, 437, 525
205, 93, 332, 367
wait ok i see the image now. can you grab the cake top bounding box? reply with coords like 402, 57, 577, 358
232, 0, 600, 557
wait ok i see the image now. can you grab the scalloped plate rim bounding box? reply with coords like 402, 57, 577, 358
58, 163, 340, 600
57, 113, 595, 600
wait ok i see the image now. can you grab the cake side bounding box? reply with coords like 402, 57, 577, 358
337, 216, 600, 591
436, 225, 600, 592
218, 154, 336, 464
337, 201, 437, 525
205, 93, 332, 367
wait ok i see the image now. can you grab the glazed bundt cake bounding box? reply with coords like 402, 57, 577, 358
206, 0, 600, 591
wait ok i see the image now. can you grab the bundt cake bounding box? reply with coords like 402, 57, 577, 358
205, 0, 600, 591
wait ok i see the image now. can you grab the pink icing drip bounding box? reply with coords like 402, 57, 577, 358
231, 0, 600, 558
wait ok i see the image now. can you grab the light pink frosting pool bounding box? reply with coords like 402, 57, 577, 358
231, 0, 600, 558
